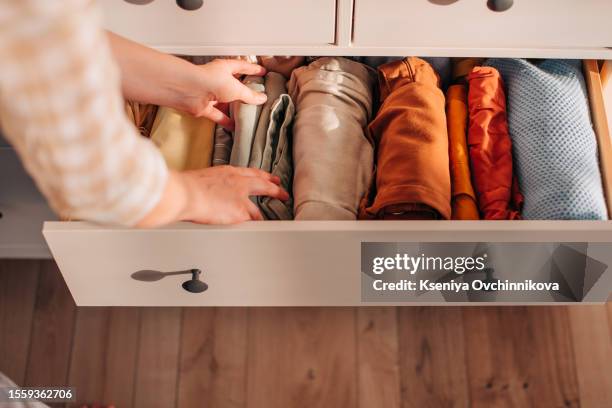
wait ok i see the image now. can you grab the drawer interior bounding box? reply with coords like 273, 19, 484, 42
126, 56, 612, 222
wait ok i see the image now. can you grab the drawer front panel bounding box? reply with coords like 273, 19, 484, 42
353, 0, 612, 50
43, 222, 612, 306
99, 0, 336, 47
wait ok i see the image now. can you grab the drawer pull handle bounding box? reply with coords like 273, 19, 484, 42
176, 0, 204, 11
131, 268, 208, 293
487, 0, 513, 12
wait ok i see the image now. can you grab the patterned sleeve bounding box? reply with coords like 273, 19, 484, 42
0, 0, 168, 226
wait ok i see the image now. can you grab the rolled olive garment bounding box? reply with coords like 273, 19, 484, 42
288, 57, 375, 220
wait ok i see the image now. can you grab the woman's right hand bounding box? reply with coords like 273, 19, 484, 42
137, 166, 289, 227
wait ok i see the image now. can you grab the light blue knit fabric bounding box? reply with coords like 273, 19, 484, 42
485, 58, 608, 220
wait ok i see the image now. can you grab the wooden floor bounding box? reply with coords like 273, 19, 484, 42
0, 260, 611, 408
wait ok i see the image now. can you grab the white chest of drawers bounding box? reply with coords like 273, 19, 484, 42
3, 0, 612, 305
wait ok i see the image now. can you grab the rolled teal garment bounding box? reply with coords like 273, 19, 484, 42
486, 58, 607, 220
256, 94, 295, 220
229, 75, 265, 167
247, 72, 295, 220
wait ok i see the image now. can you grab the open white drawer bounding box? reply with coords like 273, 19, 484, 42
42, 60, 612, 306
99, 0, 337, 49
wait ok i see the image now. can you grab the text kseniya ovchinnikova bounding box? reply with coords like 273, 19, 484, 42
370, 253, 560, 292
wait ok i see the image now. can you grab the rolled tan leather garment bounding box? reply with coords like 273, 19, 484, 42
288, 57, 375, 220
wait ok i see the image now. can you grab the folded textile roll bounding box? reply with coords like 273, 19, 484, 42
258, 56, 305, 79
229, 75, 265, 167
360, 57, 451, 220
288, 57, 375, 220
248, 72, 294, 220
150, 107, 214, 170
486, 58, 607, 220
256, 95, 295, 220
249, 72, 288, 169
125, 101, 158, 138
467, 66, 523, 220
212, 102, 232, 167
446, 85, 479, 220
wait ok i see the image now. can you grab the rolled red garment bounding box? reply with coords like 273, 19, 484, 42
467, 66, 523, 220
359, 57, 451, 220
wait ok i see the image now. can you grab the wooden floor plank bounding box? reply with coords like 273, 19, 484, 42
568, 305, 612, 407
102, 307, 142, 408
133, 308, 182, 408
25, 261, 76, 388
397, 307, 469, 408
463, 307, 580, 408
246, 308, 357, 408
177, 308, 248, 408
0, 260, 39, 385
68, 307, 110, 405
357, 307, 401, 408
67, 307, 141, 407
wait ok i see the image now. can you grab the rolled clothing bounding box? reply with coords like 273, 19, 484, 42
446, 85, 479, 220
150, 107, 215, 170
486, 58, 607, 220
229, 75, 265, 167
467, 66, 523, 220
259, 56, 305, 79
248, 72, 294, 219
255, 95, 295, 220
125, 101, 158, 137
212, 104, 233, 166
360, 57, 451, 220
288, 57, 375, 220
249, 72, 288, 169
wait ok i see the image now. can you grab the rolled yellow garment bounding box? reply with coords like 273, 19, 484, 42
150, 107, 215, 170
446, 85, 480, 220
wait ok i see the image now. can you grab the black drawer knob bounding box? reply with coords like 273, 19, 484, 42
182, 269, 208, 293
487, 0, 514, 12
177, 0, 204, 11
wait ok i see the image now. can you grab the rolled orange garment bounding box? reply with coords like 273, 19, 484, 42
360, 57, 451, 220
446, 85, 480, 220
467, 66, 523, 220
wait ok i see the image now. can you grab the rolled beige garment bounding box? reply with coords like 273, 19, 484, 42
288, 57, 376, 220
258, 56, 305, 78
150, 107, 215, 170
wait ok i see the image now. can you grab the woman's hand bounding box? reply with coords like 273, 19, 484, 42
137, 167, 289, 227
108, 33, 267, 130
188, 59, 268, 130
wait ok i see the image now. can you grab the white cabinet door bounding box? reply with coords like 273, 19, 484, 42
99, 0, 336, 48
353, 0, 612, 50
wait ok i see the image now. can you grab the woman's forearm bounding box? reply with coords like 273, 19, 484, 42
107, 31, 206, 114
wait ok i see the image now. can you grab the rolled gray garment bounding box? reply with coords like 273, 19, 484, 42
256, 94, 295, 220
229, 75, 265, 167
248, 72, 288, 169
0, 371, 49, 407
288, 57, 375, 220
